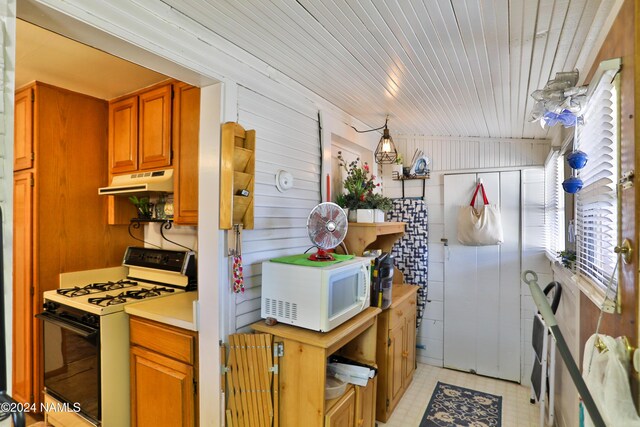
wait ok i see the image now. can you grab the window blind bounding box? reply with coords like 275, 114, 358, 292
544, 150, 564, 259
575, 73, 619, 290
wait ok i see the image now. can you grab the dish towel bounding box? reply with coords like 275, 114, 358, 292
388, 198, 428, 326
582, 334, 640, 427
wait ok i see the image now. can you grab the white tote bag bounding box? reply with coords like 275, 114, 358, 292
457, 183, 504, 245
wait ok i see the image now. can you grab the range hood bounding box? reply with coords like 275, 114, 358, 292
98, 169, 173, 196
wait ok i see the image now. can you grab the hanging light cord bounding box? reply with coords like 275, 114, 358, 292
350, 116, 388, 133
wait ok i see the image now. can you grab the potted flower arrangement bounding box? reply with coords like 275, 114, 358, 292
335, 151, 393, 222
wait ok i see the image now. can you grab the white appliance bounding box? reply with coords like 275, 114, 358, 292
38, 247, 196, 426
261, 257, 370, 332
97, 168, 173, 195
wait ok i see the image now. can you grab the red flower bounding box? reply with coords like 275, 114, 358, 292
360, 194, 365, 201
364, 164, 369, 172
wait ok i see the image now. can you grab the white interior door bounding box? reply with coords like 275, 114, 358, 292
443, 171, 521, 381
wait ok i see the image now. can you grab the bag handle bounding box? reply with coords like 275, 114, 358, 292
470, 183, 490, 206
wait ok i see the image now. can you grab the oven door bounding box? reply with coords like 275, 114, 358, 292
36, 311, 100, 423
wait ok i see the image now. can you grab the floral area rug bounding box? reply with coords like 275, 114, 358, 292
420, 382, 502, 427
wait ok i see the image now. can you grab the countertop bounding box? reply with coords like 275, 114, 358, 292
124, 291, 199, 331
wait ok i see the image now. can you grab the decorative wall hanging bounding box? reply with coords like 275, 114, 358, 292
528, 70, 587, 128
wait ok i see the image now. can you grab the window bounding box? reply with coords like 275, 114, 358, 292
544, 150, 565, 260
574, 71, 619, 292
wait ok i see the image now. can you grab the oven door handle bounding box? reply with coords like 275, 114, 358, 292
35, 312, 98, 340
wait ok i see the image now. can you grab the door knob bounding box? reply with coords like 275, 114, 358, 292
614, 239, 633, 264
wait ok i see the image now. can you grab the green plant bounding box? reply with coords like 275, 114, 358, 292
336, 152, 378, 210
364, 192, 393, 211
395, 153, 403, 165
128, 196, 153, 219
335, 151, 392, 211
557, 250, 576, 269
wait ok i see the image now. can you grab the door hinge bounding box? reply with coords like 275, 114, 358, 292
193, 378, 198, 395
30, 287, 34, 296
388, 337, 391, 347
273, 342, 284, 357
30, 152, 34, 161
30, 91, 34, 102
386, 398, 389, 408
30, 176, 34, 187
620, 170, 635, 190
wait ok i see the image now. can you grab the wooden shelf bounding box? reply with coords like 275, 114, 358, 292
220, 122, 255, 229
343, 222, 406, 256
392, 173, 429, 198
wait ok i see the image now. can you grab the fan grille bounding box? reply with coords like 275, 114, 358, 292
307, 202, 348, 250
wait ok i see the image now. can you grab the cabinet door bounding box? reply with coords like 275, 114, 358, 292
109, 96, 139, 174
325, 387, 355, 427
14, 87, 34, 171
386, 324, 405, 412
403, 308, 417, 387
131, 346, 195, 427
355, 377, 376, 427
12, 171, 34, 404
172, 83, 200, 225
139, 85, 172, 171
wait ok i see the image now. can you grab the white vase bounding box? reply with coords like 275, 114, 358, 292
356, 209, 375, 223
391, 164, 403, 179
374, 209, 385, 222
347, 209, 357, 222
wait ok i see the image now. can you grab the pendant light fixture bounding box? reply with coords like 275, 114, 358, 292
351, 116, 398, 164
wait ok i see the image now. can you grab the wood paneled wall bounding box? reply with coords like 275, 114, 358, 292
579, 0, 636, 358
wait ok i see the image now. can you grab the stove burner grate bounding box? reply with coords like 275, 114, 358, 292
124, 287, 175, 300
87, 294, 128, 307
86, 286, 176, 306
57, 280, 138, 298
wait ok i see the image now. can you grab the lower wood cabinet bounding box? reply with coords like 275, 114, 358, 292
129, 316, 198, 427
325, 386, 356, 427
251, 308, 380, 427
355, 376, 377, 427
376, 285, 418, 422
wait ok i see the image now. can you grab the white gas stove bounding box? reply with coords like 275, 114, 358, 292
39, 247, 196, 426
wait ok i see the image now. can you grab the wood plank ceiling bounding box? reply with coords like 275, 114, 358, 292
162, 0, 617, 139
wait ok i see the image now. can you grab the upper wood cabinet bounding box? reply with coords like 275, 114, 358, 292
109, 96, 138, 174
14, 87, 34, 171
109, 82, 172, 175
172, 83, 200, 225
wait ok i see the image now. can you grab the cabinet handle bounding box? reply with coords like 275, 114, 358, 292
402, 351, 408, 358
357, 419, 364, 426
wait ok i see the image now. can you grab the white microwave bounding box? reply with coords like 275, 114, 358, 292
261, 257, 371, 332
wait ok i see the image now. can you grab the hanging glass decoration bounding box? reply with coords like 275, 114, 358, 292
563, 119, 585, 194
567, 150, 588, 169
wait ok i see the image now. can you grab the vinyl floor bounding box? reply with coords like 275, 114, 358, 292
377, 363, 540, 427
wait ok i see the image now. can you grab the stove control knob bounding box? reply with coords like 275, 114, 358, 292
82, 314, 99, 327
43, 301, 59, 312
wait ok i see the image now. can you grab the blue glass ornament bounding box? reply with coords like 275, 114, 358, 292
562, 176, 583, 194
567, 150, 588, 170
